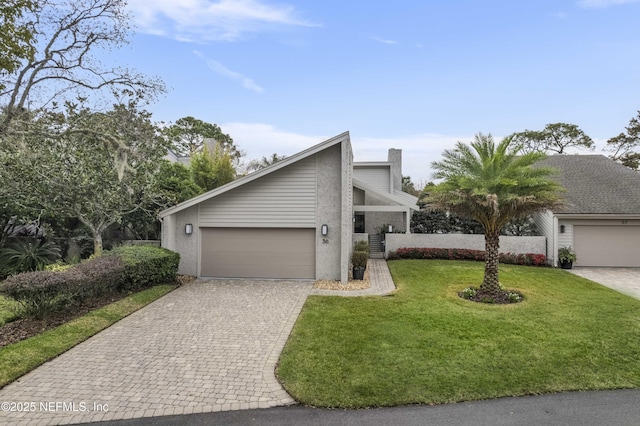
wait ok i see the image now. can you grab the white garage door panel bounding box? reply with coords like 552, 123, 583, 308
573, 225, 640, 267
201, 228, 316, 279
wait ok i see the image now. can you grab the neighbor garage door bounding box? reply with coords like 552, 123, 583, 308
201, 228, 316, 279
573, 225, 640, 267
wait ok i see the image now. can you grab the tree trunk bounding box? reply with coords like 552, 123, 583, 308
93, 233, 103, 257
481, 231, 501, 296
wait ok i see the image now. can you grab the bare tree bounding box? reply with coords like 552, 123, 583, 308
0, 0, 165, 135
246, 153, 287, 172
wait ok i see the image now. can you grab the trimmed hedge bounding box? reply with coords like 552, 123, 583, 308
0, 271, 71, 319
108, 246, 180, 291
388, 247, 547, 266
0, 246, 180, 319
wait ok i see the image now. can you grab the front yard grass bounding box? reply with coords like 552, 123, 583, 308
277, 259, 640, 407
0, 284, 176, 388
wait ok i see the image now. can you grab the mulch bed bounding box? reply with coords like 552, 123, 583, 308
460, 287, 525, 304
0, 275, 194, 348
0, 293, 126, 347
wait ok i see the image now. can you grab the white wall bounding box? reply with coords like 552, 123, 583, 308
385, 234, 546, 257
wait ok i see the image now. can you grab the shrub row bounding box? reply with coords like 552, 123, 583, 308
388, 247, 547, 266
109, 246, 180, 291
0, 246, 179, 319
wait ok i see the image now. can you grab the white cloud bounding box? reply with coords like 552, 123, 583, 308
194, 50, 264, 93
576, 0, 640, 8
127, 0, 319, 42
370, 36, 398, 45
221, 122, 471, 185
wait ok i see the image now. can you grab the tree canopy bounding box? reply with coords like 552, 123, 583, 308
510, 123, 594, 154
164, 116, 239, 159
0, 0, 165, 135
190, 144, 236, 192
606, 110, 640, 171
246, 153, 287, 173
0, 0, 38, 84
0, 102, 168, 255
427, 133, 562, 297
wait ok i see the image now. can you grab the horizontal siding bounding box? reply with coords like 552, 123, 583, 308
558, 220, 573, 248
354, 166, 390, 192
199, 156, 317, 227
533, 210, 555, 264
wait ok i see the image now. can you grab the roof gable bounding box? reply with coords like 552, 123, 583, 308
159, 131, 350, 219
538, 155, 640, 215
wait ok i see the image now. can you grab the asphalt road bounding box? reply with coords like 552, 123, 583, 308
95, 389, 640, 426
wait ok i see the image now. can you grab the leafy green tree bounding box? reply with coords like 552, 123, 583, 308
190, 144, 236, 192
155, 161, 204, 205
246, 153, 287, 172
605, 110, 640, 170
511, 123, 594, 154
164, 116, 239, 159
410, 210, 453, 233
4, 102, 167, 256
0, 0, 38, 85
427, 133, 562, 296
401, 176, 421, 196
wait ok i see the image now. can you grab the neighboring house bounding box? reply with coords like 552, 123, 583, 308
534, 155, 640, 267
163, 149, 190, 165
159, 132, 418, 283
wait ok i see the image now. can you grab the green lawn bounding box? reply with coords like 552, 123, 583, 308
0, 284, 176, 388
277, 259, 640, 407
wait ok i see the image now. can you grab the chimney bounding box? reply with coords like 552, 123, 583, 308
388, 148, 402, 191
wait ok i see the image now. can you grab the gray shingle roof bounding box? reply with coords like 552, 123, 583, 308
537, 155, 640, 214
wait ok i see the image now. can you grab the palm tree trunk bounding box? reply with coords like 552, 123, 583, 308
481, 231, 501, 296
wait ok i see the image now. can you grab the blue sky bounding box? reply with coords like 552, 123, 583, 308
113, 0, 640, 184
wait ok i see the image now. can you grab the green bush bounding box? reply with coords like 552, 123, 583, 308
0, 271, 70, 319
351, 251, 369, 268
0, 238, 61, 276
387, 247, 547, 266
353, 240, 370, 255
109, 246, 179, 291
0, 246, 179, 320
70, 255, 125, 302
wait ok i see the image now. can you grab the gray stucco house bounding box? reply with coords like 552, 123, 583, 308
159, 132, 418, 283
534, 155, 640, 267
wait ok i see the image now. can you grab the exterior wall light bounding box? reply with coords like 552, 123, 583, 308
185, 223, 193, 235
388, 225, 393, 233
321, 224, 329, 236
560, 225, 565, 234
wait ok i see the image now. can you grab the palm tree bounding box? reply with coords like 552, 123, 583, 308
427, 133, 563, 297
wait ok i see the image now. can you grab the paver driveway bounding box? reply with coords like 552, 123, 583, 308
0, 279, 313, 425
567, 267, 640, 300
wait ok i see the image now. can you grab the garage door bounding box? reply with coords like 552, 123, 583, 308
573, 225, 640, 267
201, 228, 316, 279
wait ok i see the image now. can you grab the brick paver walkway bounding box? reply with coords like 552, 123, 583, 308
0, 280, 312, 425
